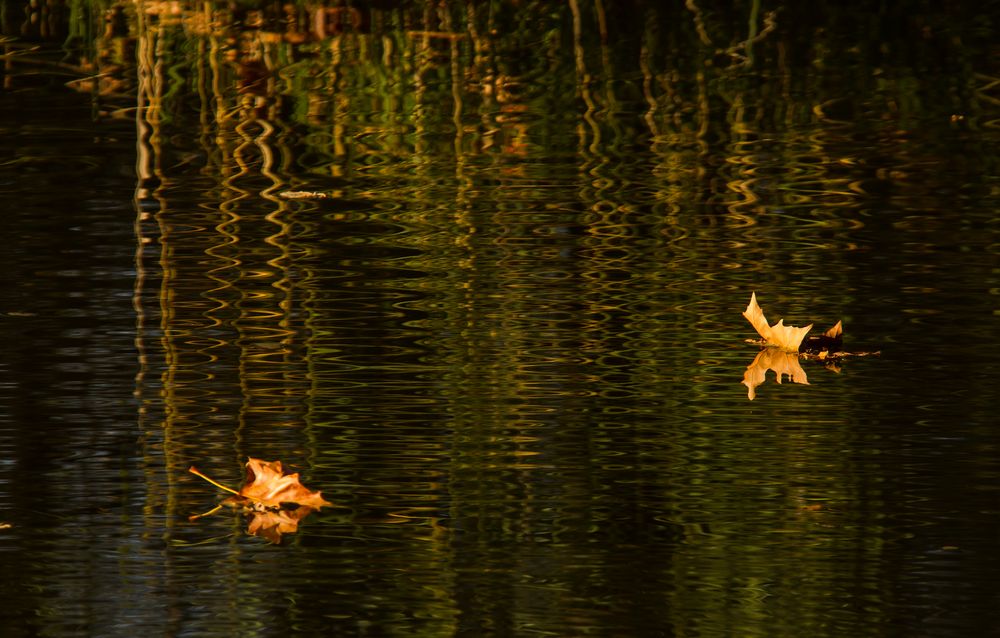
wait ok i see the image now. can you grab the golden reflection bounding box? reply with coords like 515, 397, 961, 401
244, 506, 318, 543
741, 348, 809, 401
132, 0, 321, 551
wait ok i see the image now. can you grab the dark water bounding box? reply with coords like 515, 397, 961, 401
2, 2, 1000, 636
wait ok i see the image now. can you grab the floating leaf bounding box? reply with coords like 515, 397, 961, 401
279, 190, 330, 199
188, 458, 332, 543
823, 320, 843, 340
742, 292, 813, 352
229, 458, 332, 510
740, 294, 878, 398
743, 292, 847, 353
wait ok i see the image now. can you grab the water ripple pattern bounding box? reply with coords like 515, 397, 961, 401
1, 3, 999, 637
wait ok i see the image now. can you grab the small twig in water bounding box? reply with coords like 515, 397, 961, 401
188, 503, 225, 521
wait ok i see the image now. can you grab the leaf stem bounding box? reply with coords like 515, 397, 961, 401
188, 466, 240, 495
188, 503, 224, 521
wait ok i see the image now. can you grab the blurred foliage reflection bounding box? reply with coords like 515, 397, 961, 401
2, 0, 1000, 636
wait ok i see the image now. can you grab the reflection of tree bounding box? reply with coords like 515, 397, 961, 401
119, 1, 996, 634
1, 0, 989, 634
132, 0, 323, 552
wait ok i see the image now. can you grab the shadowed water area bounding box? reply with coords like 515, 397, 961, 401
1, 1, 999, 636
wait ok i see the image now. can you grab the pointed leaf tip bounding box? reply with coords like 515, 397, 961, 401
824, 320, 843, 339
742, 293, 812, 351
742, 293, 773, 342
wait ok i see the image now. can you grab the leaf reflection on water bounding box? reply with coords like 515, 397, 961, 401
245, 506, 319, 544
189, 458, 332, 543
742, 348, 810, 401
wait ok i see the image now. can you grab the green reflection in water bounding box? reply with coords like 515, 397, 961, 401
1, 0, 998, 636
123, 1, 1000, 635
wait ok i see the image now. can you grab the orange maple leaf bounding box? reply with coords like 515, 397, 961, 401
188, 458, 332, 543
189, 457, 332, 511
231, 458, 332, 510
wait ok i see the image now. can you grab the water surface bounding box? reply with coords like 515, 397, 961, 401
1, 2, 999, 636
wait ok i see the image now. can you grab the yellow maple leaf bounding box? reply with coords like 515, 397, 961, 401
742, 292, 813, 352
